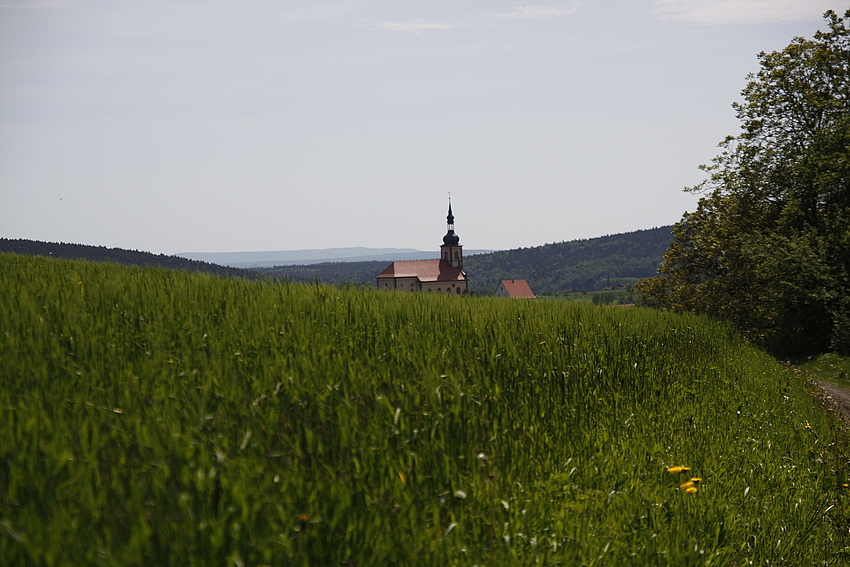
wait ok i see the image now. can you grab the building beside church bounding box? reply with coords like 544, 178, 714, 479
495, 279, 536, 299
376, 201, 469, 294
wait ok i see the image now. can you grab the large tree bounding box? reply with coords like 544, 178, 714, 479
636, 10, 850, 358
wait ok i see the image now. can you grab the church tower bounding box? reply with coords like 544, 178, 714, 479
376, 197, 468, 293
440, 199, 463, 270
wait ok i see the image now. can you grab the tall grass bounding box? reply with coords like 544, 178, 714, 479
1, 253, 847, 565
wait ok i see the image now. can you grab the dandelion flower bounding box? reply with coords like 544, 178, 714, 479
668, 466, 691, 473
685, 486, 698, 494
689, 477, 702, 483
680, 481, 694, 489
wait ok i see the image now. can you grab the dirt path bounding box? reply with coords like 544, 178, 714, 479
816, 381, 850, 422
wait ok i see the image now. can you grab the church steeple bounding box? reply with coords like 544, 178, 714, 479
441, 197, 463, 269
376, 196, 468, 294
442, 199, 460, 247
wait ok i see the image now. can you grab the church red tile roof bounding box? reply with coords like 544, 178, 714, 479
376, 259, 466, 282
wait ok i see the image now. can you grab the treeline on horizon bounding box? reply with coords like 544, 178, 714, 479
0, 238, 265, 281
465, 226, 673, 294
257, 226, 674, 294
2, 227, 673, 295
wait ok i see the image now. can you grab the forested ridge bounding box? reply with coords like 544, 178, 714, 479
254, 226, 673, 294
0, 238, 265, 280
3, 227, 673, 295
465, 226, 673, 294
257, 260, 390, 285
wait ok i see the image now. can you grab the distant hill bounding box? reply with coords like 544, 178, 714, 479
257, 227, 674, 294
176, 247, 493, 268
0, 239, 265, 280
2, 228, 672, 293
257, 260, 393, 284
176, 247, 424, 268
465, 226, 674, 294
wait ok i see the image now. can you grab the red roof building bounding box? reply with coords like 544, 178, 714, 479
495, 279, 536, 299
376, 201, 469, 294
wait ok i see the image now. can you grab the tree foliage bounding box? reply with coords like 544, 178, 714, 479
636, 10, 850, 358
259, 259, 389, 285
464, 226, 673, 294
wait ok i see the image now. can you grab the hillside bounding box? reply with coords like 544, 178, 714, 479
2, 253, 845, 565
0, 238, 266, 280
465, 226, 673, 294
257, 259, 390, 284
2, 228, 672, 293
257, 226, 674, 293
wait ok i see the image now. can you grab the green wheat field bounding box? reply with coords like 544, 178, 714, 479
1, 253, 848, 566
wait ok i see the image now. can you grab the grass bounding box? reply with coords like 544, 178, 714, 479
1, 253, 848, 565
800, 354, 850, 390
539, 289, 635, 305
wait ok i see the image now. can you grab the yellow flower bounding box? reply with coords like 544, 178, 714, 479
689, 477, 702, 483
668, 466, 691, 473
685, 486, 698, 494
680, 481, 694, 489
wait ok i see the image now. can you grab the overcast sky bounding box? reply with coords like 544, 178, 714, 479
0, 0, 839, 254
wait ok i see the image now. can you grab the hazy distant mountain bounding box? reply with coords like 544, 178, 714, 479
176, 247, 493, 268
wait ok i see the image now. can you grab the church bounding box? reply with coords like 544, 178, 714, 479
376, 201, 469, 294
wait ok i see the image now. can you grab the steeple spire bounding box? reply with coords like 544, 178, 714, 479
441, 196, 463, 269
442, 197, 459, 246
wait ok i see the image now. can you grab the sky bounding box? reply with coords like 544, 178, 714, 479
0, 0, 840, 255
